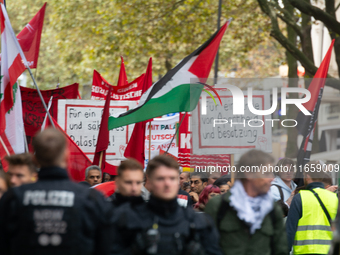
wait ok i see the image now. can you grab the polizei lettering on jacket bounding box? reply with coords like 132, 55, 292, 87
23, 190, 75, 207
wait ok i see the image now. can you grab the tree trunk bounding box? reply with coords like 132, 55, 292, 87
300, 0, 319, 154
283, 0, 299, 158
300, 0, 314, 82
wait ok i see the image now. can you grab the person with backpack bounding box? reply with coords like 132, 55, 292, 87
205, 149, 288, 255
270, 158, 297, 217
286, 161, 338, 255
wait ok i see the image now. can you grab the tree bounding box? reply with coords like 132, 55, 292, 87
7, 0, 284, 90
257, 0, 331, 157
257, 0, 340, 90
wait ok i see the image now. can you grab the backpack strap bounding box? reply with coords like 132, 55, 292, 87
216, 193, 230, 228
310, 189, 332, 226
271, 184, 284, 201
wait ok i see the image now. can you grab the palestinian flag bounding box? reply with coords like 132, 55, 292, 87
108, 20, 231, 130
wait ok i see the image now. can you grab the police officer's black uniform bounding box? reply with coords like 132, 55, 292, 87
111, 194, 223, 255
110, 192, 145, 208
0, 166, 114, 255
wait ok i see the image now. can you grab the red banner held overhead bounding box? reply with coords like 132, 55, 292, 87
91, 70, 145, 100
20, 84, 79, 149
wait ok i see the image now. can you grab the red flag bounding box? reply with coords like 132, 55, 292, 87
124, 58, 153, 164
17, 3, 46, 68
103, 162, 117, 175
295, 40, 334, 186
0, 3, 46, 69
117, 56, 128, 86
93, 86, 112, 169
93, 181, 116, 197
46, 118, 92, 182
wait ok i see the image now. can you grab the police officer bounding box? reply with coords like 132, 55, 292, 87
110, 158, 145, 208
0, 128, 114, 255
111, 155, 223, 255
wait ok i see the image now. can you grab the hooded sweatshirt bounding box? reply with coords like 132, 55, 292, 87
270, 176, 297, 203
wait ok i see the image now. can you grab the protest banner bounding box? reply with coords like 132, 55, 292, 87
57, 99, 137, 161
144, 113, 179, 166
20, 84, 79, 150
178, 112, 231, 170
91, 70, 145, 100
192, 89, 272, 155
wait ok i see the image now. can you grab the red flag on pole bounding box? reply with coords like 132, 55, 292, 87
17, 3, 46, 69
124, 58, 153, 165
117, 56, 128, 87
0, 3, 46, 69
93, 86, 112, 169
295, 39, 334, 186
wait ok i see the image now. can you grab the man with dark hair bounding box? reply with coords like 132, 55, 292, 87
111, 154, 222, 254
189, 172, 208, 203
208, 172, 222, 185
213, 175, 232, 194
5, 153, 37, 187
0, 128, 113, 255
110, 158, 144, 207
84, 165, 102, 186
205, 149, 288, 255
286, 161, 338, 254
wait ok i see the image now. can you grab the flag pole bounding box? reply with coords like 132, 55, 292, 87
23, 127, 29, 153
165, 112, 187, 154
213, 0, 222, 85
4, 17, 55, 129
26, 68, 55, 128
230, 154, 235, 185
148, 122, 152, 160
0, 136, 10, 156
99, 151, 104, 169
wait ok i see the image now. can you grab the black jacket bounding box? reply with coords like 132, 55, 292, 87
177, 189, 193, 208
0, 166, 114, 255
110, 192, 145, 208
111, 194, 223, 255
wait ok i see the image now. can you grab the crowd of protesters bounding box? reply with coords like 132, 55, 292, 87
0, 128, 339, 255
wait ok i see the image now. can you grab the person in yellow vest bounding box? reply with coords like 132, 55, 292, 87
286, 161, 338, 255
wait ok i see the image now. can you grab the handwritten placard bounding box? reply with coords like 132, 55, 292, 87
57, 99, 137, 161
192, 90, 272, 154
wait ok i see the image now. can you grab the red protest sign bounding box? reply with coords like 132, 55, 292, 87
91, 70, 145, 100
21, 83, 79, 138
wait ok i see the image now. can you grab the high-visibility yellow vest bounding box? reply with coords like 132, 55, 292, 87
293, 188, 338, 254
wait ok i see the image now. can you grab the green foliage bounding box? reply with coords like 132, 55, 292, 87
7, 0, 284, 90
